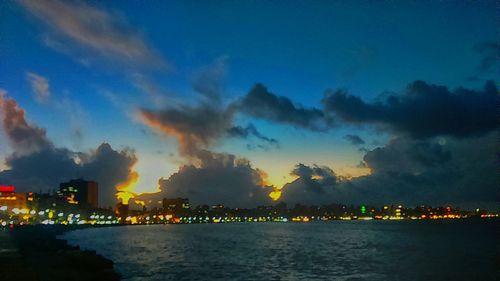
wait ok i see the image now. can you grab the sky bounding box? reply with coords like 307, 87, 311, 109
0, 1, 497, 209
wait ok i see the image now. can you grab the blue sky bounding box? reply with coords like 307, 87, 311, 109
0, 1, 497, 200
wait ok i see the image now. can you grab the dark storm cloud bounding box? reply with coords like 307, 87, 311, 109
0, 94, 136, 207
279, 133, 498, 207
362, 138, 451, 172
323, 81, 498, 138
138, 150, 274, 208
142, 79, 338, 157
345, 134, 498, 206
227, 124, 279, 147
290, 164, 339, 192
78, 143, 137, 206
278, 164, 340, 205
344, 134, 365, 146
238, 83, 332, 131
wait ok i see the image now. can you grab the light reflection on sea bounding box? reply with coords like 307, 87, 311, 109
60, 220, 498, 281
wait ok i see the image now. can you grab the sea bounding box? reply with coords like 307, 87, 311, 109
59, 220, 499, 281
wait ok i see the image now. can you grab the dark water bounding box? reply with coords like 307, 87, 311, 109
60, 220, 499, 281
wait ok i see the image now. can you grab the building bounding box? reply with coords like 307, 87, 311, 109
115, 202, 129, 222
58, 179, 98, 208
0, 185, 27, 211
162, 198, 190, 216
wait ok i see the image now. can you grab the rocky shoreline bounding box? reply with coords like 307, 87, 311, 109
2, 225, 121, 281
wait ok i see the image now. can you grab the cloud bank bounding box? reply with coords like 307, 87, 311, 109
323, 81, 498, 138
138, 150, 274, 208
279, 133, 498, 207
238, 83, 332, 131
0, 93, 136, 207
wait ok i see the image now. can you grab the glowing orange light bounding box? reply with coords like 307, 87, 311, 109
130, 216, 138, 224
67, 194, 78, 205
269, 189, 282, 201
116, 191, 136, 205
116, 168, 140, 204
134, 200, 146, 207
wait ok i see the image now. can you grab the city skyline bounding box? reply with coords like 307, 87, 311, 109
0, 1, 498, 209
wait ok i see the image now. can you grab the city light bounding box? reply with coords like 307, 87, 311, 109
0, 183, 498, 228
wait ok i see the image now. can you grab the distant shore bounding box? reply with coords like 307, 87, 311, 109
2, 225, 121, 281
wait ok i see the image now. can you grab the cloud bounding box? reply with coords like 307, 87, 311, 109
20, 74, 88, 149
78, 143, 137, 206
130, 73, 180, 107
238, 83, 332, 131
0, 93, 52, 154
138, 59, 235, 158
227, 123, 279, 147
279, 133, 498, 207
344, 134, 365, 146
344, 134, 498, 206
0, 143, 136, 207
246, 144, 272, 151
138, 59, 358, 158
140, 80, 341, 158
53, 97, 87, 149
19, 0, 166, 68
0, 93, 136, 207
20, 0, 174, 111
139, 104, 235, 158
278, 164, 340, 205
138, 150, 274, 208
323, 81, 498, 138
473, 41, 499, 73
23, 71, 88, 149
192, 56, 228, 102
26, 72, 50, 103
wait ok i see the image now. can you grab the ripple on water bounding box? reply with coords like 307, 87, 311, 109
60, 220, 499, 281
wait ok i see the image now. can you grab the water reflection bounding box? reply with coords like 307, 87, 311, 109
61, 220, 498, 281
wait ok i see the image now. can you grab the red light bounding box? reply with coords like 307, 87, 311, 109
0, 186, 15, 192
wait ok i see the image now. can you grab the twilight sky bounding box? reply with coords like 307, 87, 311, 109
0, 1, 497, 208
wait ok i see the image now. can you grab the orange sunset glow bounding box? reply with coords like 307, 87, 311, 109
116, 168, 140, 204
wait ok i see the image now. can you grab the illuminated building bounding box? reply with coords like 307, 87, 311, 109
58, 179, 99, 208
0, 185, 28, 211
162, 198, 190, 216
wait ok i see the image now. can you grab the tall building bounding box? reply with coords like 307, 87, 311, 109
58, 179, 98, 208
